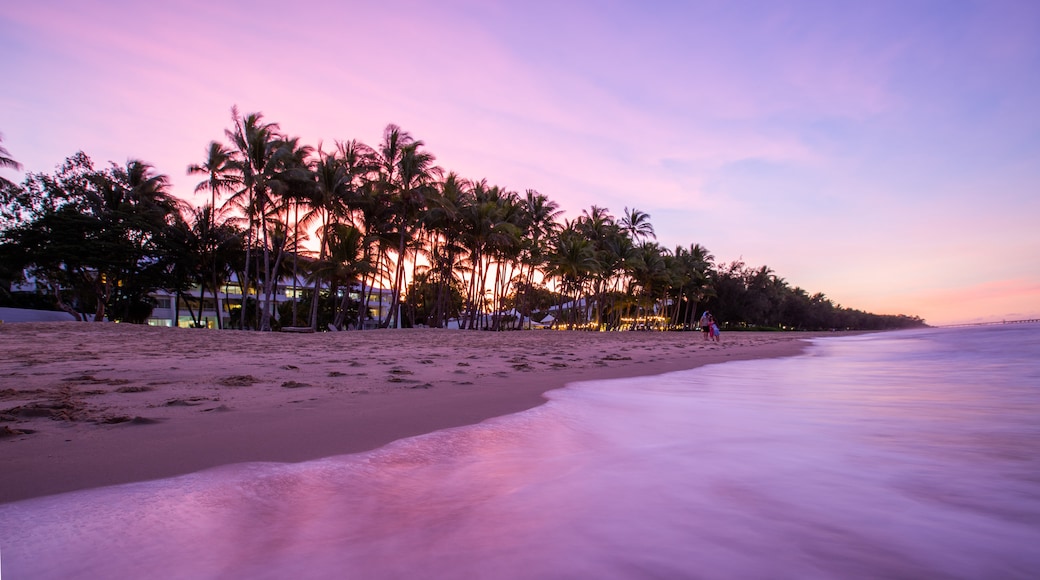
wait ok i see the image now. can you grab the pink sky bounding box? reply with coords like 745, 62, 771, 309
2, 0, 1038, 325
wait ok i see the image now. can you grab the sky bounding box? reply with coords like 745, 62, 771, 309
2, 0, 1038, 326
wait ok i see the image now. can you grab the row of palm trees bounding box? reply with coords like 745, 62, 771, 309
182, 109, 718, 331
2, 124, 925, 331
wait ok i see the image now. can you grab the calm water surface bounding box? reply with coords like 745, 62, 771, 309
2, 324, 1039, 579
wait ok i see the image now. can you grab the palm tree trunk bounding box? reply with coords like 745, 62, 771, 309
407, 232, 424, 327
332, 284, 352, 330
185, 294, 200, 327
463, 250, 479, 330
309, 216, 329, 331
212, 268, 223, 330
174, 289, 181, 327
259, 216, 273, 331
94, 277, 111, 322
194, 283, 206, 328
384, 231, 408, 328
292, 202, 299, 327
240, 213, 253, 330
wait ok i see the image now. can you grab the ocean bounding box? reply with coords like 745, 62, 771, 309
2, 324, 1038, 579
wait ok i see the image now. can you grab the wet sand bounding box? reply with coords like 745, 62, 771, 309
0, 323, 832, 503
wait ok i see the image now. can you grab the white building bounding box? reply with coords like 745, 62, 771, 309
147, 275, 396, 329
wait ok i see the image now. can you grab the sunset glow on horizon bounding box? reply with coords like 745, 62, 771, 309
3, 0, 1038, 325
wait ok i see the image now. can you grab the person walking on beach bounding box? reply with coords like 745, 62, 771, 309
699, 310, 712, 341
710, 318, 721, 343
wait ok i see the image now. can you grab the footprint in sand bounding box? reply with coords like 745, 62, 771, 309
219, 375, 259, 387
0, 425, 36, 438
164, 398, 207, 407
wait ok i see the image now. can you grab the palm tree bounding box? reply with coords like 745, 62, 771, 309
268, 136, 314, 327
187, 142, 238, 223
334, 139, 379, 230
620, 207, 655, 242
375, 125, 441, 328
515, 190, 562, 328
329, 139, 381, 330
0, 133, 22, 189
301, 147, 350, 329
224, 107, 284, 330
309, 223, 373, 330
423, 172, 471, 327
350, 173, 393, 330
457, 181, 521, 329
598, 229, 636, 329
546, 222, 601, 328
576, 206, 619, 329
187, 141, 240, 328
670, 243, 714, 328
483, 187, 523, 330
627, 241, 669, 330
396, 141, 442, 326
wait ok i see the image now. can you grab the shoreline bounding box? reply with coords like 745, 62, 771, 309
1, 323, 831, 503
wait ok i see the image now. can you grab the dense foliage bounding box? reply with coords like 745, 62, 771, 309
0, 120, 925, 330
0, 152, 186, 322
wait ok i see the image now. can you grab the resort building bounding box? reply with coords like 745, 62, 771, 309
147, 275, 397, 329
7, 271, 395, 329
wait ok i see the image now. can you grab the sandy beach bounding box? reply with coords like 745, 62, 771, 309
0, 323, 829, 503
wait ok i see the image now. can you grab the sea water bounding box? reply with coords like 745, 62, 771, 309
1, 325, 1039, 579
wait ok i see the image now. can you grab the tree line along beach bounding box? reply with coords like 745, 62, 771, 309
0, 121, 923, 333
